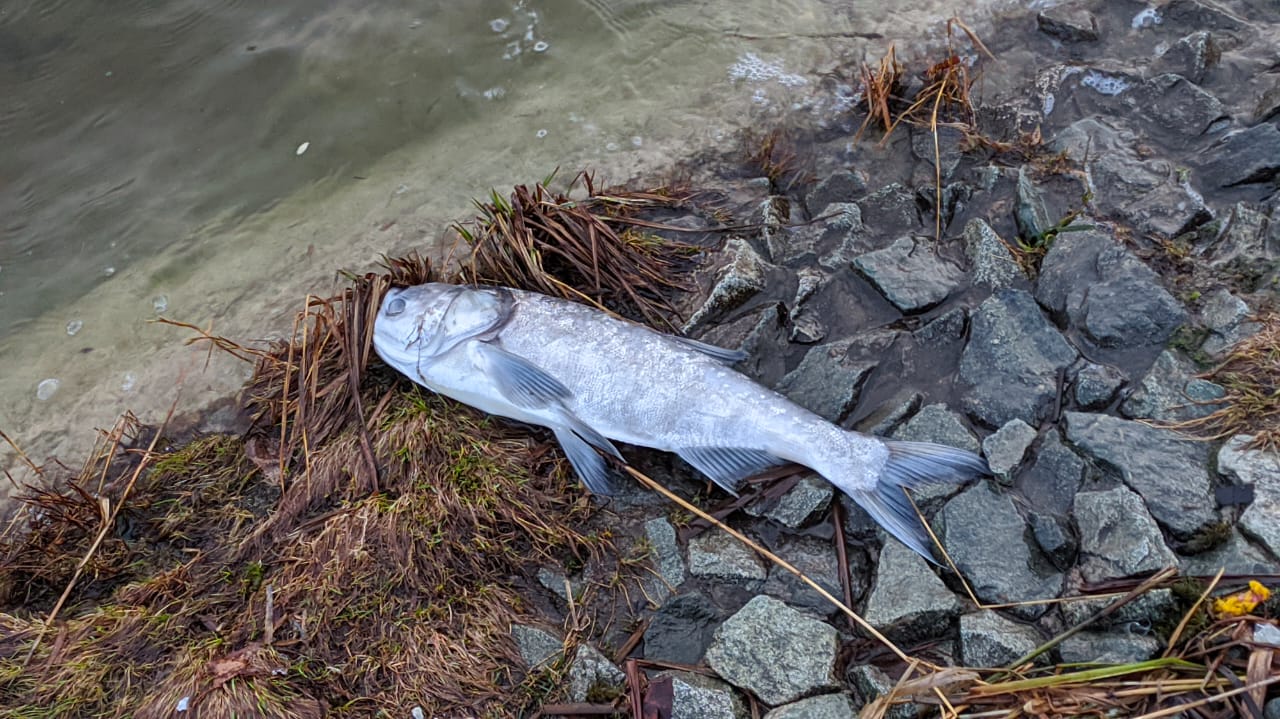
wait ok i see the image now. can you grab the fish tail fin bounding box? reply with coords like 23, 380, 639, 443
852, 440, 989, 563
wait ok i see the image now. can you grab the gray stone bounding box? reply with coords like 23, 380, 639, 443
983, 419, 1037, 480
1219, 436, 1280, 559
1204, 202, 1279, 272
1030, 513, 1077, 570
914, 306, 967, 343
808, 170, 868, 210
513, 624, 563, 669
1199, 123, 1280, 187
1015, 165, 1056, 240
939, 482, 1064, 619
1061, 589, 1177, 631
864, 538, 963, 642
1201, 289, 1260, 356
815, 204, 875, 270
659, 671, 746, 719
1074, 486, 1179, 583
910, 125, 967, 182
763, 535, 850, 612
959, 610, 1042, 667
960, 289, 1078, 428
644, 593, 721, 665
1180, 529, 1280, 577
1018, 432, 1085, 515
536, 566, 578, 605
705, 596, 839, 705
1058, 632, 1161, 665
893, 403, 980, 454
1036, 228, 1186, 348
963, 219, 1025, 291
684, 238, 770, 332
1155, 31, 1218, 84
776, 330, 894, 422
1135, 73, 1226, 137
1036, 6, 1098, 42
1120, 350, 1226, 422
1072, 362, 1126, 410
788, 310, 827, 344
568, 644, 626, 702
756, 475, 834, 529
645, 517, 687, 593
853, 389, 921, 437
1053, 118, 1209, 238
1064, 412, 1217, 538
853, 236, 964, 312
857, 184, 920, 237
846, 665, 914, 719
688, 529, 767, 586
764, 693, 857, 719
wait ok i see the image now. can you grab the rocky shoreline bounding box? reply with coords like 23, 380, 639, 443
512, 1, 1280, 715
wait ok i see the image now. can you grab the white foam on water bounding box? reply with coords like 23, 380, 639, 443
1132, 7, 1162, 29
36, 378, 59, 401
1081, 71, 1130, 95
66, 319, 83, 336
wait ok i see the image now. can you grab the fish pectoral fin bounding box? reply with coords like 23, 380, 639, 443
554, 426, 623, 495
473, 341, 572, 409
669, 335, 749, 364
675, 446, 787, 496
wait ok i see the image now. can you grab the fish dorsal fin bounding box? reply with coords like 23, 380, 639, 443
676, 446, 787, 496
669, 335, 749, 364
418, 287, 514, 358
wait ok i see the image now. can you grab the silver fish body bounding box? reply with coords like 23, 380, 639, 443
373, 282, 988, 560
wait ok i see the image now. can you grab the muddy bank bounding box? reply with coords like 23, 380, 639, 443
3, 0, 1280, 717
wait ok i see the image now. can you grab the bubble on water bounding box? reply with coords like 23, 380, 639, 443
502, 41, 521, 60
121, 372, 138, 392
152, 295, 169, 314
409, 19, 422, 29
66, 319, 83, 336
36, 378, 59, 401
728, 52, 808, 88
535, 128, 548, 138
605, 141, 620, 152
630, 136, 643, 148
104, 266, 116, 276
1131, 7, 1162, 29
532, 41, 549, 53
489, 18, 509, 33
295, 141, 310, 156
1081, 72, 1129, 96
483, 86, 506, 100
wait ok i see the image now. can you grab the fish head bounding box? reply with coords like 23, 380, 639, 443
373, 282, 514, 378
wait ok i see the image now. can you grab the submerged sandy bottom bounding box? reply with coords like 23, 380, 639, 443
0, 0, 1018, 489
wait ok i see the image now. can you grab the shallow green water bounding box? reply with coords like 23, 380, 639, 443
0, 0, 1006, 476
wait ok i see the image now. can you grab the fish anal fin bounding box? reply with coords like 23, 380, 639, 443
670, 335, 749, 364
473, 341, 572, 409
554, 427, 622, 496
676, 446, 787, 496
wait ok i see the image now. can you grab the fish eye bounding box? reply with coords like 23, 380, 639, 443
386, 297, 406, 316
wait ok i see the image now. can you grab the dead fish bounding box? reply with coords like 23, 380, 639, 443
373, 282, 988, 560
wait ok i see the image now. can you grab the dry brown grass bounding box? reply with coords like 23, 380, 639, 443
1168, 314, 1280, 451
0, 171, 704, 717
